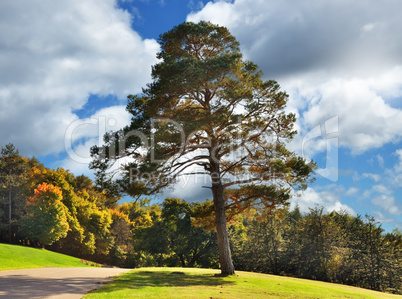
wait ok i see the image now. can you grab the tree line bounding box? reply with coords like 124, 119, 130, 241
1, 144, 401, 294
0, 143, 218, 266
229, 206, 402, 294
0, 144, 114, 257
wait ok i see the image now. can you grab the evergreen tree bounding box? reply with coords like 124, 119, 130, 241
90, 21, 313, 275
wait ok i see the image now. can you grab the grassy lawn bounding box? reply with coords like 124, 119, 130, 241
84, 267, 402, 298
0, 243, 97, 271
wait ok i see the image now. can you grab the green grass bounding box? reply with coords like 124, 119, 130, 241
84, 267, 402, 299
0, 243, 98, 271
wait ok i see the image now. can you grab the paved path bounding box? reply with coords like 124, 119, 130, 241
0, 267, 132, 298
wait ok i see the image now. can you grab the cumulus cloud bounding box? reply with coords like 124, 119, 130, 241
299, 74, 402, 154
291, 186, 356, 215
188, 0, 402, 155
188, 0, 402, 78
0, 0, 158, 156
64, 105, 131, 165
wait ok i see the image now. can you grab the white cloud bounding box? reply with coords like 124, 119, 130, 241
346, 187, 359, 197
380, 149, 402, 188
188, 0, 205, 11
66, 105, 131, 144
61, 105, 131, 175
188, 0, 402, 76
377, 155, 385, 168
372, 184, 392, 195
372, 195, 401, 216
61, 139, 98, 178
0, 0, 159, 156
359, 161, 402, 218
365, 159, 402, 216
361, 22, 377, 33
394, 149, 402, 173
363, 173, 382, 182
301, 75, 402, 154
362, 190, 372, 199
161, 176, 213, 202
188, 0, 402, 155
370, 211, 397, 224
291, 186, 356, 215
382, 149, 402, 188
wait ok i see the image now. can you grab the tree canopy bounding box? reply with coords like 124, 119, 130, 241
20, 183, 69, 246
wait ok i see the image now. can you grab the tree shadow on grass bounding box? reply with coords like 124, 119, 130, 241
89, 270, 235, 294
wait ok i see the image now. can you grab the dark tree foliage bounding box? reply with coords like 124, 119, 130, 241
0, 144, 28, 243
133, 198, 218, 269
229, 207, 402, 294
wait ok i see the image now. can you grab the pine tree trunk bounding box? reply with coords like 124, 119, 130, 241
211, 166, 235, 276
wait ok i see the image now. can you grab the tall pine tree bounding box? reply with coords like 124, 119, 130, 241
91, 21, 314, 275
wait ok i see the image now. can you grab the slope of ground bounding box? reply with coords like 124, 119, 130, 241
84, 267, 402, 299
0, 243, 97, 270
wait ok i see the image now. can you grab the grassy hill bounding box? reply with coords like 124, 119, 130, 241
0, 243, 98, 270
1, 245, 400, 298
85, 267, 402, 299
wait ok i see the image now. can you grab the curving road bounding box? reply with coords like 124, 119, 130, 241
0, 267, 132, 298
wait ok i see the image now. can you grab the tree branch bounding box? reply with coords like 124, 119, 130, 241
223, 177, 262, 188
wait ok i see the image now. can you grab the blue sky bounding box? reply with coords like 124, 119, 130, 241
1, 0, 401, 231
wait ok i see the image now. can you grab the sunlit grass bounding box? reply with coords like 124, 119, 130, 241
84, 267, 402, 298
0, 243, 97, 270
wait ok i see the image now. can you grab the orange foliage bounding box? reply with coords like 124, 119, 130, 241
28, 182, 63, 205
34, 182, 62, 196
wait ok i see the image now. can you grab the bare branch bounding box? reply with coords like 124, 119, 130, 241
170, 160, 210, 177
221, 155, 250, 176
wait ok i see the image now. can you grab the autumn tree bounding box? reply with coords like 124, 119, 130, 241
45, 168, 112, 257
90, 21, 313, 275
20, 183, 69, 247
